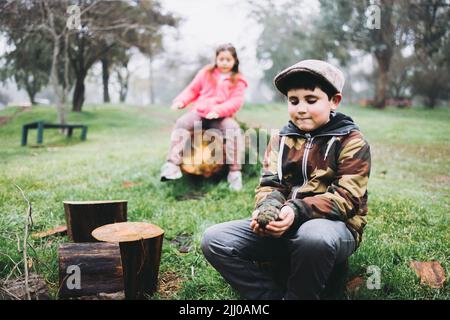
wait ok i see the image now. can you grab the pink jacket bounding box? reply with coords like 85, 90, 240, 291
173, 65, 248, 118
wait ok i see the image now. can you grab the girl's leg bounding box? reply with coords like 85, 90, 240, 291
208, 117, 244, 172
166, 111, 203, 165
285, 219, 356, 300
201, 219, 287, 299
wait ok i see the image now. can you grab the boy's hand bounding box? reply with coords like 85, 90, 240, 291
264, 206, 295, 238
170, 101, 184, 111
205, 111, 220, 119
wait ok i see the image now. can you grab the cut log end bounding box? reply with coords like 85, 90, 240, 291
92, 221, 164, 243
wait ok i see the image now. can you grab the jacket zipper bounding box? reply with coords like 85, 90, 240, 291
292, 133, 314, 200
282, 130, 352, 200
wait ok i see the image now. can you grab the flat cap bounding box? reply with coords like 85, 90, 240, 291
273, 59, 345, 96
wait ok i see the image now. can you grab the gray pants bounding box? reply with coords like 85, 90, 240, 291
201, 218, 356, 300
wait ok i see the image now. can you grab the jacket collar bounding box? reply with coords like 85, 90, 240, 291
211, 67, 248, 87
279, 111, 359, 138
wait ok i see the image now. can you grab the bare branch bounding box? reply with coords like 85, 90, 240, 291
14, 184, 33, 301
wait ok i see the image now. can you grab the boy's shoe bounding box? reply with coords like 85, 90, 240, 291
160, 162, 182, 181
227, 171, 242, 191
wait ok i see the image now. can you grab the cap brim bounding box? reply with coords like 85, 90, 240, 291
274, 68, 338, 96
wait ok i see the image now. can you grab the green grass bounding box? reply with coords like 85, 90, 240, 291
0, 103, 449, 300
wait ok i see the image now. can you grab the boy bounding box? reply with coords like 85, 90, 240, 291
201, 60, 371, 299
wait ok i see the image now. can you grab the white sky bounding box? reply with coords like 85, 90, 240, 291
153, 0, 264, 79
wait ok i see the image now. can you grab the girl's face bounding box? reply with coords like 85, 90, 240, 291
216, 50, 235, 73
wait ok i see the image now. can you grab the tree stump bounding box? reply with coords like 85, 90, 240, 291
58, 242, 124, 299
180, 130, 226, 177
63, 200, 127, 242
92, 222, 164, 300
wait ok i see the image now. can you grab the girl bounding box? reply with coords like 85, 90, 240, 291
160, 43, 248, 191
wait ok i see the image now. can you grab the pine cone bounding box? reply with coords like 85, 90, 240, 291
256, 204, 280, 229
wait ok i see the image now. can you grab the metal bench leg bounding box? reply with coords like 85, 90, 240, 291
37, 121, 44, 144
21, 126, 28, 146
81, 127, 87, 141
67, 127, 73, 137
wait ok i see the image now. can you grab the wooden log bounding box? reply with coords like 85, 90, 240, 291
92, 222, 164, 300
63, 200, 127, 242
58, 242, 124, 299
180, 130, 226, 177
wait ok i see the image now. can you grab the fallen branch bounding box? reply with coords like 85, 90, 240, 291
0, 252, 23, 283
5, 259, 24, 283
15, 185, 33, 300
0, 286, 21, 300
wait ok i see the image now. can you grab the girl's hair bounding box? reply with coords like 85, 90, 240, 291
208, 43, 240, 85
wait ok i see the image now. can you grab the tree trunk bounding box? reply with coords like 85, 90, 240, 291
117, 67, 129, 103
374, 57, 389, 109
149, 54, 154, 105
72, 72, 86, 112
119, 84, 128, 103
373, 0, 394, 110
63, 200, 127, 242
101, 58, 110, 103
92, 222, 164, 300
50, 39, 67, 125
27, 89, 36, 105
425, 96, 437, 108
58, 242, 124, 299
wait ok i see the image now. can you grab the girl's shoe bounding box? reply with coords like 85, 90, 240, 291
227, 171, 242, 191
160, 162, 182, 181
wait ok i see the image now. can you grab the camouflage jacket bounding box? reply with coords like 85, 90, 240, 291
255, 112, 371, 247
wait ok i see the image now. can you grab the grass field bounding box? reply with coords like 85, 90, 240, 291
0, 103, 449, 299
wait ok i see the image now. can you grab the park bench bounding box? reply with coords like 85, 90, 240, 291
21, 121, 87, 146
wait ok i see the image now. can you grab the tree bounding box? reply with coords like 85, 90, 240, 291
250, 0, 316, 101
407, 0, 450, 108
112, 50, 131, 103
99, 45, 128, 103
312, 0, 410, 108
0, 32, 52, 104
250, 0, 405, 107
1, 0, 88, 124
386, 50, 415, 100
1, 0, 178, 115
68, 0, 177, 111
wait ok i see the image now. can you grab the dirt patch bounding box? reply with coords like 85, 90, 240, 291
175, 191, 205, 201
169, 232, 193, 253
158, 271, 186, 299
433, 175, 450, 185
0, 107, 30, 127
0, 116, 12, 126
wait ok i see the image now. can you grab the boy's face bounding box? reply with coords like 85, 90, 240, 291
287, 87, 341, 132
